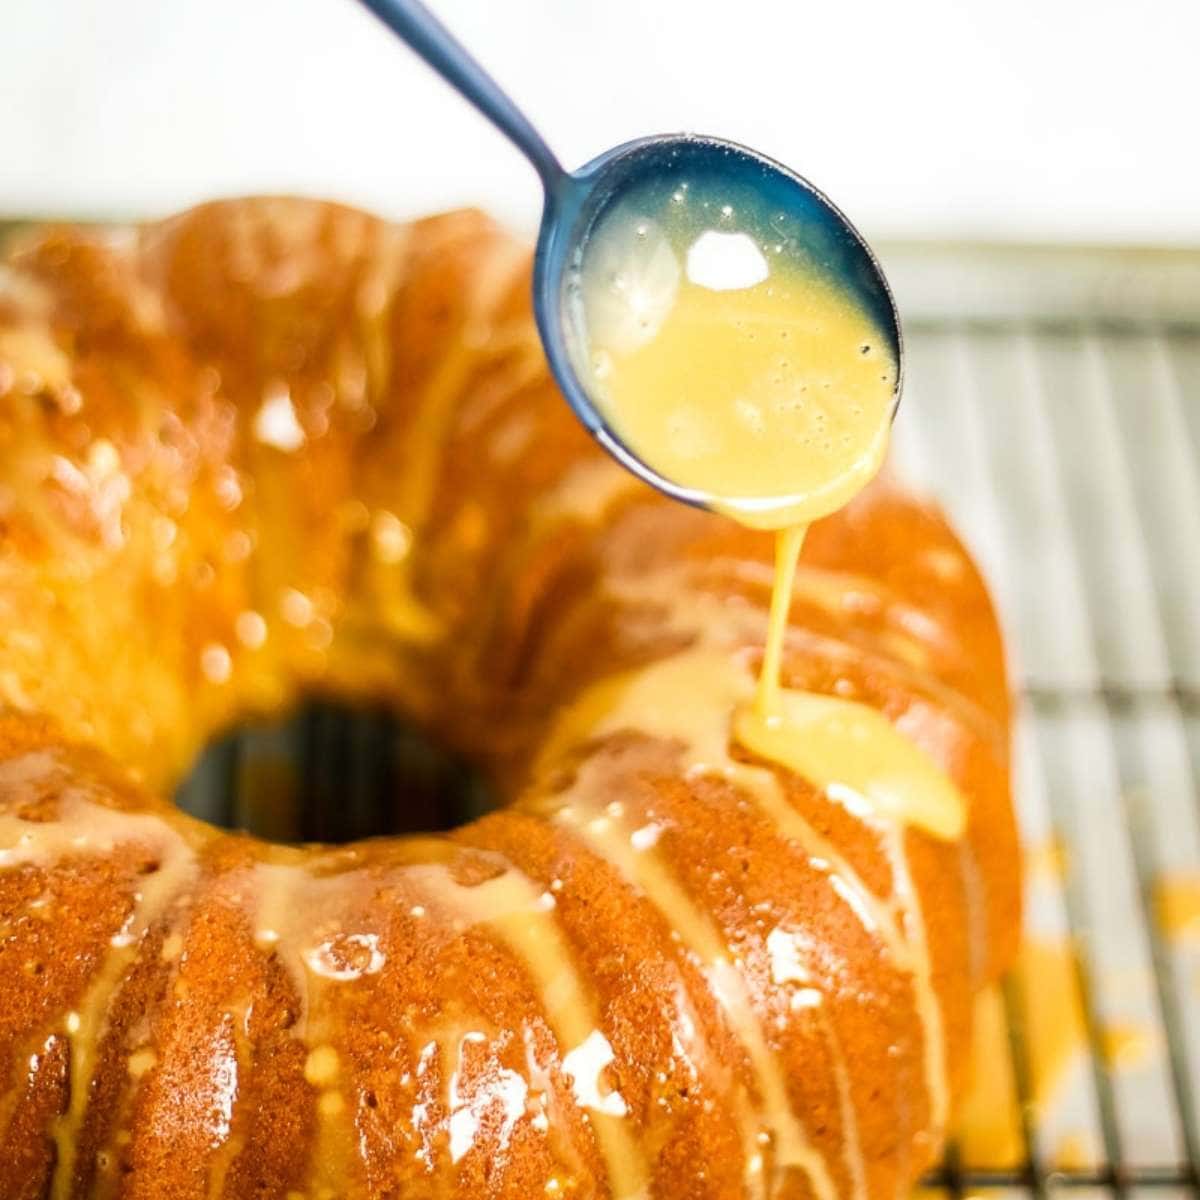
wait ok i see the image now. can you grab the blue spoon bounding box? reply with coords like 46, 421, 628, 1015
356, 0, 903, 513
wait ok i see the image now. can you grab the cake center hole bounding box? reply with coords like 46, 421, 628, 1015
175, 699, 491, 843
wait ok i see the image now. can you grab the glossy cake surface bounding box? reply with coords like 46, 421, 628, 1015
0, 200, 1019, 1198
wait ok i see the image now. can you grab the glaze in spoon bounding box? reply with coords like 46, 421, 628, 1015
356, 0, 903, 520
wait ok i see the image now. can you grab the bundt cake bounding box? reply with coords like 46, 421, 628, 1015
0, 199, 1019, 1198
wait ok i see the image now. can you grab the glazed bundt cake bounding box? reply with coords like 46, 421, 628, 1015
0, 199, 1019, 1198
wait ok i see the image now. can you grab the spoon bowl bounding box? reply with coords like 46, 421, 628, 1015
532, 133, 903, 511
355, 0, 902, 515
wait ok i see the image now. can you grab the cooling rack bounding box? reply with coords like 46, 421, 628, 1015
886, 243, 1200, 1197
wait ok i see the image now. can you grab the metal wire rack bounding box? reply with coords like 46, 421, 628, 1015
884, 244, 1200, 1196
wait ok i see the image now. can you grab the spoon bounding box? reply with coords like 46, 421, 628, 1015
356, 0, 903, 513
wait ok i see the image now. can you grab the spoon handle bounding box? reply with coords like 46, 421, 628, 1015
356, 0, 565, 192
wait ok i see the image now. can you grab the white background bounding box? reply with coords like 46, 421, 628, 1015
2, 0, 1198, 244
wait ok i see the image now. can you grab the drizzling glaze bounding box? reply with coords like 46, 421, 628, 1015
537, 643, 959, 1148
568, 177, 970, 1157
416, 860, 650, 1199
361, 237, 533, 644
544, 745, 836, 1199
0, 756, 208, 1197
755, 524, 808, 720
572, 181, 956, 838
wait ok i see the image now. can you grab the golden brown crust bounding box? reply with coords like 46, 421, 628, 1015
0, 198, 1019, 1198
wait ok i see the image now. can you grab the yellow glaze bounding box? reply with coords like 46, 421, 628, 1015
565, 186, 970, 1156
574, 186, 961, 846
579, 205, 897, 530
539, 645, 956, 1140
756, 523, 808, 718
733, 692, 966, 841
542, 646, 963, 843
1155, 872, 1200, 941
417, 862, 650, 1199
